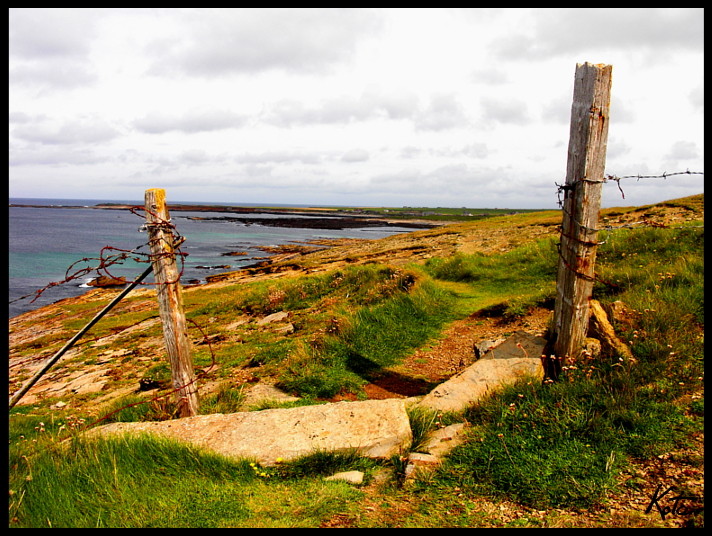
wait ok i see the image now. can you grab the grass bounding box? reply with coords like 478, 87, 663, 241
418, 224, 704, 514
424, 237, 558, 318
9, 434, 367, 528
8, 209, 704, 527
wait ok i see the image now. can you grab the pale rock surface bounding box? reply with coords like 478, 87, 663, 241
324, 470, 365, 485
416, 332, 545, 413
89, 398, 412, 466
418, 422, 469, 457
240, 382, 300, 409
256, 311, 290, 325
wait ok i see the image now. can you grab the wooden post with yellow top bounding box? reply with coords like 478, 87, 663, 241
144, 188, 199, 417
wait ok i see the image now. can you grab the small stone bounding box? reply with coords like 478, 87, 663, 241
87, 275, 127, 287
257, 311, 290, 325
324, 470, 364, 485
407, 452, 441, 467
274, 323, 295, 335
419, 422, 468, 457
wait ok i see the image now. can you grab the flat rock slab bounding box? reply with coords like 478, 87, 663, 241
419, 422, 469, 457
88, 398, 412, 466
416, 332, 546, 413
480, 330, 548, 361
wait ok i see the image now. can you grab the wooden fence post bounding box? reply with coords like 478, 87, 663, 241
145, 188, 199, 417
551, 62, 613, 378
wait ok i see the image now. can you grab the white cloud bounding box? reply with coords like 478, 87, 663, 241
341, 149, 370, 163
12, 117, 120, 146
415, 94, 470, 131
489, 8, 703, 61
665, 141, 700, 161
480, 97, 530, 126
132, 110, 249, 134
146, 8, 382, 77
8, 8, 704, 209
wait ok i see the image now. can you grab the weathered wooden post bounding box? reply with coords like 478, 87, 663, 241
144, 188, 199, 417
551, 62, 613, 378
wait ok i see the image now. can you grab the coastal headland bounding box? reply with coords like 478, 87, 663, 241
9, 202, 440, 231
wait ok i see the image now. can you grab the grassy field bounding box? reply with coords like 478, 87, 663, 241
9, 198, 704, 528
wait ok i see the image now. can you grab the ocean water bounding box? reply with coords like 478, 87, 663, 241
8, 198, 415, 318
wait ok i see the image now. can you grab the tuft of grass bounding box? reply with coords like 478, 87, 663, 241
199, 382, 246, 414
9, 434, 365, 528
100, 394, 177, 423
276, 449, 379, 480
424, 238, 558, 318
274, 279, 457, 398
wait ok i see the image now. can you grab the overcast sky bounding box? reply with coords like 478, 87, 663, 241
9, 8, 704, 209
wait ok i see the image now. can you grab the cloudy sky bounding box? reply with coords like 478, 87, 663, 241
9, 8, 704, 209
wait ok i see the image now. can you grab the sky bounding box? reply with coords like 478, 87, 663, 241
8, 8, 704, 209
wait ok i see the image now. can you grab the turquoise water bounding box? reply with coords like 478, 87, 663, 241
9, 199, 413, 318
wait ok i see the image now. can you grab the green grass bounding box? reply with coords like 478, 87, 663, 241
9, 434, 366, 528
8, 219, 704, 527
423, 237, 559, 321
418, 225, 704, 511
274, 279, 458, 398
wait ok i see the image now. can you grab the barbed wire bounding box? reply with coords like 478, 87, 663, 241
556, 169, 704, 207
8, 204, 220, 421
9, 206, 189, 305
555, 169, 704, 288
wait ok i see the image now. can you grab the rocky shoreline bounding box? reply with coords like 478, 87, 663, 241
181, 214, 435, 230
10, 202, 438, 231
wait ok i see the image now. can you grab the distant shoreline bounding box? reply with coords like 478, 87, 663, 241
8, 202, 439, 230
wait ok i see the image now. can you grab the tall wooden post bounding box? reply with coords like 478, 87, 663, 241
552, 63, 612, 377
145, 188, 199, 417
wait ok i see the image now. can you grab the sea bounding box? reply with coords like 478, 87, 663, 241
8, 198, 417, 319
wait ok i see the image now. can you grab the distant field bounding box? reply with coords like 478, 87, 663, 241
337, 206, 547, 222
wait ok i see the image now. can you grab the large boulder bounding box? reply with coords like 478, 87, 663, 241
416, 331, 545, 413
88, 275, 127, 287
88, 398, 412, 466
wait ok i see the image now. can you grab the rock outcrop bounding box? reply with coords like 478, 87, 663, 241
87, 331, 546, 468
415, 331, 545, 413
89, 398, 413, 466
87, 275, 127, 287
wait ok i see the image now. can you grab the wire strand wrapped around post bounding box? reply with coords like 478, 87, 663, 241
144, 188, 199, 417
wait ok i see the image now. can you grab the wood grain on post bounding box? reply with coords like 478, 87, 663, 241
552, 63, 613, 375
144, 188, 199, 417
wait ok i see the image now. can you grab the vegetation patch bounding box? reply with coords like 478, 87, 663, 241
8, 196, 704, 527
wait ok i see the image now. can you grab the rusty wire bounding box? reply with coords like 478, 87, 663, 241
555, 169, 703, 288
9, 206, 189, 306
9, 204, 220, 423
556, 169, 703, 206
